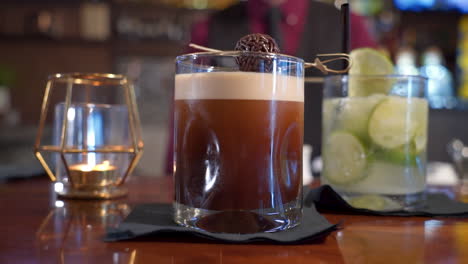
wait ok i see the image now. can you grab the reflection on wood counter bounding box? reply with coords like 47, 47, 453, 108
1, 176, 467, 263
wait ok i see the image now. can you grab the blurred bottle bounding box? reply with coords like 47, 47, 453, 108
80, 2, 111, 41
351, 0, 384, 16
419, 47, 457, 109
447, 139, 468, 200
165, 0, 237, 10
0, 65, 13, 114
0, 87, 10, 116
395, 47, 419, 76
0, 65, 20, 126
458, 16, 468, 100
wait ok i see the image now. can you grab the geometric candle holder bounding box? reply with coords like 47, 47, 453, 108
34, 73, 143, 199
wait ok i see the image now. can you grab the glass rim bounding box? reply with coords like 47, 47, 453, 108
49, 73, 128, 86
324, 74, 428, 81
176, 51, 305, 65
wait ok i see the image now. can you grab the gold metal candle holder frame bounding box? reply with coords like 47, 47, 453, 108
34, 73, 144, 199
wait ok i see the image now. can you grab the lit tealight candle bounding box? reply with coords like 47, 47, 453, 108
71, 160, 115, 172
69, 160, 117, 187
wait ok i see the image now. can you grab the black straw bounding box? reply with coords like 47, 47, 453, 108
341, 3, 350, 53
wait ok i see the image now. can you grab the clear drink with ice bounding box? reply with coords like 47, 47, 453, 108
321, 75, 428, 210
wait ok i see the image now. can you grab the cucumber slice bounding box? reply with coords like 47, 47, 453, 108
348, 48, 395, 97
323, 98, 339, 134
368, 97, 418, 149
412, 102, 428, 153
339, 161, 426, 195
323, 132, 367, 185
336, 94, 385, 138
368, 96, 428, 150
348, 76, 396, 97
349, 48, 394, 76
348, 195, 387, 211
348, 194, 401, 211
370, 146, 418, 166
414, 127, 427, 153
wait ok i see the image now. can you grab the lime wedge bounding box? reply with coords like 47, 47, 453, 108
323, 131, 367, 185
348, 48, 395, 96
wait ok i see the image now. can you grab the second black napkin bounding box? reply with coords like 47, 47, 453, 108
306, 185, 468, 217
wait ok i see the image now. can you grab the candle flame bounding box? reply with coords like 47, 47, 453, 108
72, 160, 114, 172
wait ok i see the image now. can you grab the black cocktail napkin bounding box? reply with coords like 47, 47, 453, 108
105, 203, 338, 244
305, 185, 468, 217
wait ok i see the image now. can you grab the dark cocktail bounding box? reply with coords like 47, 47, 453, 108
174, 52, 304, 233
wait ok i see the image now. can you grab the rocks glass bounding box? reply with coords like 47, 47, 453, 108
174, 52, 304, 233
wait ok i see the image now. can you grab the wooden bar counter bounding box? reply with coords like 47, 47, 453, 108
1, 176, 467, 263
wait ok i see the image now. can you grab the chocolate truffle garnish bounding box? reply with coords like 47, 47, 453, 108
234, 33, 280, 72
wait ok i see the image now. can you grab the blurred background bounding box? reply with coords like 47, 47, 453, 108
1, 0, 468, 179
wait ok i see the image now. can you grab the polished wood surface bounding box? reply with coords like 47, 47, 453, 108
1, 176, 467, 264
